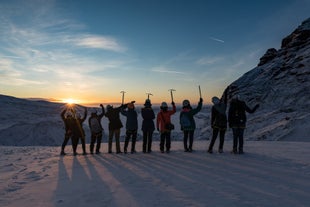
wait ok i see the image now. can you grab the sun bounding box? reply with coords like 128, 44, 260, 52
62, 98, 78, 105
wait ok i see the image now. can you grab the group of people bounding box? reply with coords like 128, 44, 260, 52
60, 87, 259, 156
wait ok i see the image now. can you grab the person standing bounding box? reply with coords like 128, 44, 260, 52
157, 101, 176, 153
60, 108, 74, 156
88, 104, 105, 154
208, 87, 229, 153
105, 104, 124, 153
73, 107, 87, 155
121, 101, 138, 154
141, 99, 155, 153
180, 98, 203, 152
228, 95, 259, 154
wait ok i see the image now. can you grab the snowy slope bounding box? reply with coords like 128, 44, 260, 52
224, 17, 310, 141
0, 141, 310, 207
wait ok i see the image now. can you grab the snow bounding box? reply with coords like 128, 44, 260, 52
1, 18, 310, 207
1, 141, 310, 207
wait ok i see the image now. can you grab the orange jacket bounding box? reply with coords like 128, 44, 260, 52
156, 104, 176, 132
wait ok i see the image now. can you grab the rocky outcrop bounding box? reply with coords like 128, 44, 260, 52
224, 17, 310, 141
258, 48, 278, 66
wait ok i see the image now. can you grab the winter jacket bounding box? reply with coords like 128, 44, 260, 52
180, 100, 202, 131
74, 109, 87, 137
228, 99, 259, 128
105, 106, 123, 130
141, 107, 155, 132
88, 107, 105, 134
211, 102, 227, 130
156, 104, 176, 132
121, 108, 138, 131
61, 109, 74, 134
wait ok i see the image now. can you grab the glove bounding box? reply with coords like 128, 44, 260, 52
157, 128, 160, 132
171, 101, 175, 105
100, 104, 103, 107
199, 98, 203, 103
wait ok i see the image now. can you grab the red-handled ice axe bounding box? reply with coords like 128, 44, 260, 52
168, 89, 176, 102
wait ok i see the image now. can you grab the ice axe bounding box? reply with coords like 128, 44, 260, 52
146, 92, 153, 99
120, 91, 126, 105
198, 85, 202, 99
168, 89, 176, 102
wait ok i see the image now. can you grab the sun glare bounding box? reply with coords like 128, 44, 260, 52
63, 98, 78, 105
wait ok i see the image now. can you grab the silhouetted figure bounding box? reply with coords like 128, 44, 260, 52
121, 101, 138, 154
88, 104, 105, 154
228, 95, 259, 154
141, 99, 155, 153
105, 104, 124, 153
60, 108, 75, 155
208, 87, 228, 153
72, 107, 87, 155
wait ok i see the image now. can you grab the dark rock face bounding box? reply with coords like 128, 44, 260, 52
281, 18, 310, 49
258, 48, 278, 66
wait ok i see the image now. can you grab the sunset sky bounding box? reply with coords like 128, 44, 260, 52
0, 0, 309, 106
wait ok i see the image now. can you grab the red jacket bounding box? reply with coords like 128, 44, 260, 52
156, 104, 176, 132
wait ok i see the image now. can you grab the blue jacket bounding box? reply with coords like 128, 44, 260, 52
180, 100, 202, 131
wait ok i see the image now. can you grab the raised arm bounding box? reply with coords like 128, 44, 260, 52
98, 104, 105, 118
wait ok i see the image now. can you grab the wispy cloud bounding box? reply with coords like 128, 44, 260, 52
68, 34, 126, 52
196, 56, 223, 65
209, 36, 225, 43
151, 67, 187, 75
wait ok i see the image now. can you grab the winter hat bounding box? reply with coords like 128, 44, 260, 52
160, 102, 168, 109
144, 99, 152, 107
182, 99, 190, 107
212, 97, 220, 105
107, 105, 113, 111
128, 102, 135, 109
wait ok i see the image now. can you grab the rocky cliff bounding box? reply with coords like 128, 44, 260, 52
226, 17, 310, 141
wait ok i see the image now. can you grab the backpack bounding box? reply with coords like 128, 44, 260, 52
180, 111, 191, 128
90, 117, 102, 134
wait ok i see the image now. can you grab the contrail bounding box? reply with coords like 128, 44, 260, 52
1, 55, 22, 59
209, 37, 225, 43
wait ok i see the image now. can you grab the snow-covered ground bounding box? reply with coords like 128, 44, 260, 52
1, 141, 310, 207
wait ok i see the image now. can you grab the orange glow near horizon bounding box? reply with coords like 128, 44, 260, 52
61, 98, 80, 105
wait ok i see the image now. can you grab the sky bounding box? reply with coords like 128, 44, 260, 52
0, 0, 309, 106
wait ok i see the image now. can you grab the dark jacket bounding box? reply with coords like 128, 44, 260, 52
61, 109, 74, 135
228, 99, 259, 128
180, 100, 202, 131
88, 106, 105, 134
211, 88, 228, 130
74, 109, 87, 137
121, 108, 138, 131
211, 104, 227, 129
141, 107, 155, 131
105, 106, 123, 130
